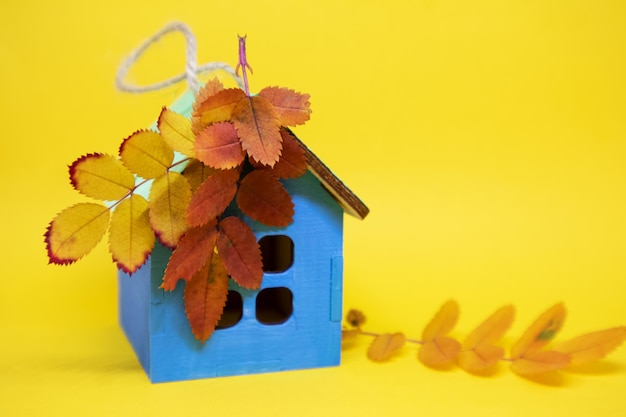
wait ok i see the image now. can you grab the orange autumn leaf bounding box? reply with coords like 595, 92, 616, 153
45, 202, 110, 265
510, 350, 571, 376
342, 328, 360, 341
161, 222, 218, 291
232, 95, 283, 167
108, 194, 155, 273
192, 77, 225, 134
197, 88, 246, 126
194, 122, 245, 169
119, 130, 173, 179
258, 86, 312, 126
252, 129, 307, 179
70, 153, 135, 201
184, 253, 230, 343
367, 333, 406, 362
186, 168, 240, 227
148, 171, 192, 248
418, 300, 462, 366
216, 216, 263, 289
236, 170, 294, 227
458, 305, 515, 372
157, 108, 196, 158
553, 326, 626, 367
182, 159, 216, 193
510, 303, 566, 359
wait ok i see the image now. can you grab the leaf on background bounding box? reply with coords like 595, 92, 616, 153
119, 130, 173, 179
182, 159, 216, 192
232, 95, 283, 167
45, 202, 110, 265
510, 303, 566, 359
367, 333, 406, 362
187, 168, 240, 227
148, 171, 192, 248
418, 300, 462, 366
108, 194, 155, 273
161, 222, 218, 291
346, 309, 367, 328
197, 88, 246, 126
252, 129, 307, 179
194, 122, 245, 169
192, 77, 225, 133
216, 216, 263, 289
553, 326, 626, 367
342, 328, 360, 341
69, 153, 135, 200
184, 253, 230, 343
510, 350, 571, 376
236, 170, 294, 227
157, 108, 196, 158
457, 305, 515, 372
258, 86, 312, 126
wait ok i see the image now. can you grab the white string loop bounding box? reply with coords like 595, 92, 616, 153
115, 22, 243, 93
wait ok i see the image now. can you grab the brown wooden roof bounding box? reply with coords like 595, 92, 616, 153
291, 131, 369, 220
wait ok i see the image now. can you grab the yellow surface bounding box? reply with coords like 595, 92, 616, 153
1, 0, 625, 415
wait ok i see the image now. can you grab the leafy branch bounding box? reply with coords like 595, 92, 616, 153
343, 301, 626, 377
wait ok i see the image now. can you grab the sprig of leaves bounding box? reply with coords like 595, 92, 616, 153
343, 301, 626, 377
45, 36, 311, 343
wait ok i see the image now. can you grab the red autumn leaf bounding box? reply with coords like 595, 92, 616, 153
187, 169, 240, 227
161, 222, 218, 291
192, 77, 225, 134
197, 88, 246, 126
251, 129, 307, 179
194, 122, 245, 169
236, 170, 294, 227
258, 86, 311, 126
232, 95, 283, 167
216, 216, 263, 289
182, 159, 216, 193
184, 253, 230, 343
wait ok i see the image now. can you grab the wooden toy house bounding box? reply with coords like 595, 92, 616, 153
117, 91, 369, 383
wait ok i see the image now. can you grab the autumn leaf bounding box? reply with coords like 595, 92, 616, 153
553, 326, 626, 367
342, 328, 360, 341
182, 159, 216, 192
510, 303, 566, 359
418, 300, 462, 367
184, 253, 230, 342
252, 129, 307, 179
458, 305, 515, 372
197, 88, 246, 126
45, 202, 110, 265
148, 171, 192, 248
510, 350, 571, 376
367, 333, 406, 362
187, 169, 240, 227
232, 95, 283, 167
119, 130, 173, 179
258, 86, 311, 126
236, 170, 294, 227
194, 122, 245, 169
108, 194, 155, 273
346, 309, 367, 328
69, 153, 135, 200
157, 108, 196, 158
192, 77, 225, 134
161, 222, 218, 291
216, 216, 263, 289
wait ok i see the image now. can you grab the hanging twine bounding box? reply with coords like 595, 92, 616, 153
115, 22, 244, 93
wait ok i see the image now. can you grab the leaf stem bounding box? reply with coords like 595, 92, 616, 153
236, 35, 252, 96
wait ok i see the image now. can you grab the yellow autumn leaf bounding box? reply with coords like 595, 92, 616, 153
69, 153, 135, 200
553, 326, 626, 367
367, 333, 406, 362
148, 171, 192, 248
422, 300, 460, 341
510, 303, 566, 359
458, 305, 515, 372
108, 194, 155, 273
510, 350, 571, 376
418, 337, 462, 367
119, 130, 173, 179
45, 202, 110, 265
342, 328, 360, 341
158, 107, 196, 158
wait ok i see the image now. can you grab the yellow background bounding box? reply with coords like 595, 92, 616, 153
1, 0, 625, 415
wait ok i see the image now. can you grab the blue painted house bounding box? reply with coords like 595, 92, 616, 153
117, 92, 369, 383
